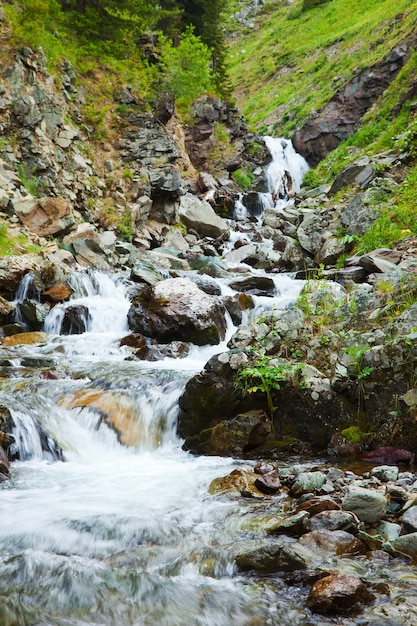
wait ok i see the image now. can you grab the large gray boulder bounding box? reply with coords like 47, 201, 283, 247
178, 193, 229, 239
128, 277, 227, 346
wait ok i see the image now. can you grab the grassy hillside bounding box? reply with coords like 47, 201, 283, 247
228, 0, 417, 134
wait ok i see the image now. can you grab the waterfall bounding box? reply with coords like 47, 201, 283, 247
235, 136, 309, 219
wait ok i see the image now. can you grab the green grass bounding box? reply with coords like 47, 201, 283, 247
228, 0, 417, 133
0, 221, 42, 256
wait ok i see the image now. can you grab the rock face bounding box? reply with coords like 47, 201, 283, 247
293, 44, 410, 164
128, 277, 227, 346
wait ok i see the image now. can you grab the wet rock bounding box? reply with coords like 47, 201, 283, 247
61, 305, 91, 335
208, 467, 264, 497
21, 356, 57, 368
0, 445, 10, 480
298, 529, 366, 557
119, 333, 148, 350
305, 510, 359, 533
228, 275, 276, 296
1, 331, 48, 346
254, 469, 281, 494
266, 511, 309, 535
183, 409, 272, 457
307, 573, 375, 614
18, 299, 50, 330
128, 278, 227, 346
236, 542, 310, 574
342, 486, 387, 523
296, 496, 341, 517
290, 471, 327, 496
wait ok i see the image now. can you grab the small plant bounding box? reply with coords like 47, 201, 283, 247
233, 168, 255, 191
236, 351, 304, 419
17, 163, 39, 197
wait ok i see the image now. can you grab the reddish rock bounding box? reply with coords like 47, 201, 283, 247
254, 470, 281, 494
307, 573, 375, 613
42, 285, 73, 302
361, 446, 414, 465
296, 496, 341, 517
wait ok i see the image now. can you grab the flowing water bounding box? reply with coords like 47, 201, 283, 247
1, 140, 416, 625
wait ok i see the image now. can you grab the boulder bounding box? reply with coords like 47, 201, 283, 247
1, 331, 48, 346
178, 193, 229, 239
61, 305, 91, 335
236, 542, 310, 574
228, 275, 276, 296
12, 196, 74, 237
183, 409, 272, 456
290, 471, 327, 495
307, 573, 375, 614
128, 277, 227, 346
305, 510, 359, 533
342, 486, 387, 523
298, 529, 366, 557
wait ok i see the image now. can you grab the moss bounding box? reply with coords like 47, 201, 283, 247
341, 426, 366, 444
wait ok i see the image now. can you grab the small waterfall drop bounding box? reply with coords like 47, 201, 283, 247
235, 136, 309, 220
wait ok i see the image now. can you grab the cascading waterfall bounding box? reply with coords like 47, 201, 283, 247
234, 136, 309, 220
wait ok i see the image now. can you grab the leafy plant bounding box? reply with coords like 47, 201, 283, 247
236, 352, 303, 418
17, 163, 39, 197
232, 168, 255, 191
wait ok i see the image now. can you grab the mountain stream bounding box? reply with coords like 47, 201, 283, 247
0, 139, 415, 626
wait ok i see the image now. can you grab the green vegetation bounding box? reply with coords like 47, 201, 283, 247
0, 221, 42, 256
228, 0, 417, 133
16, 164, 40, 198
232, 168, 255, 191
236, 352, 303, 418
3, 0, 232, 125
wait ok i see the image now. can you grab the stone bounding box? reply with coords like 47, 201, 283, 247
290, 471, 327, 495
342, 486, 387, 523
305, 510, 358, 533
72, 238, 110, 270
208, 467, 264, 498
183, 410, 272, 457
1, 331, 48, 346
42, 285, 73, 303
388, 532, 417, 559
178, 193, 229, 239
402, 506, 417, 532
130, 260, 165, 285
370, 465, 399, 483
296, 496, 341, 517
266, 511, 309, 535
298, 529, 366, 557
307, 573, 375, 614
228, 275, 276, 296
61, 305, 91, 335
254, 470, 281, 494
12, 196, 74, 237
236, 542, 310, 574
128, 277, 227, 346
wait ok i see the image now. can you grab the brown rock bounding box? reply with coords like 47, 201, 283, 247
307, 573, 375, 613
296, 496, 341, 517
1, 331, 48, 346
13, 196, 74, 237
254, 470, 281, 494
298, 529, 366, 557
42, 285, 73, 302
